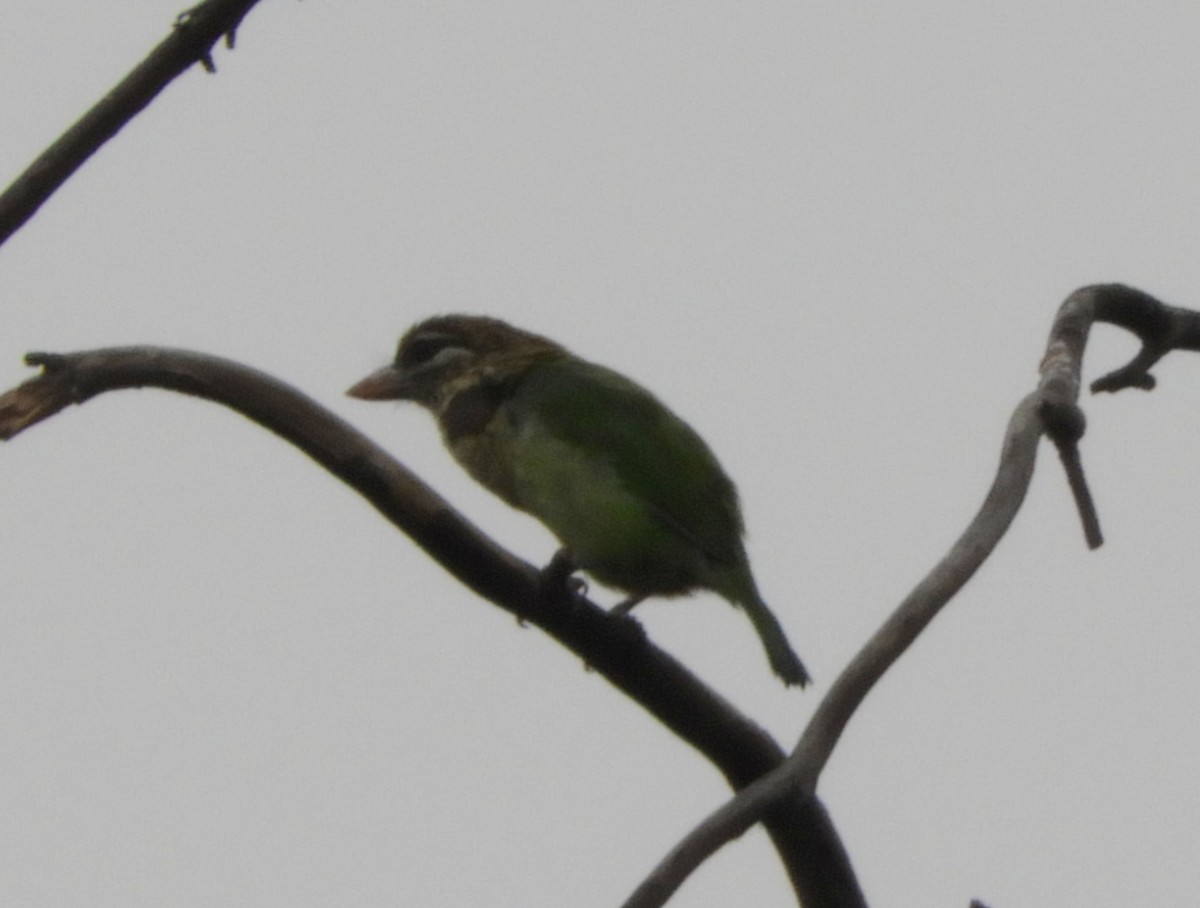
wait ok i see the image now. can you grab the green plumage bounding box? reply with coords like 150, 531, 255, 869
348, 315, 809, 687
508, 360, 745, 595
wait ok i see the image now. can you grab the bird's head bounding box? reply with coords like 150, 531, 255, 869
347, 315, 567, 411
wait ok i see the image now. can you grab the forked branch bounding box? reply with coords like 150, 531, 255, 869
622, 283, 1200, 908
5, 285, 1184, 908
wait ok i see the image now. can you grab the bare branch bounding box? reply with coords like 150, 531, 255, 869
1085, 283, 1200, 393
1050, 433, 1102, 548
623, 283, 1200, 908
0, 345, 862, 905
0, 0, 266, 248
623, 395, 1043, 908
14, 288, 1187, 907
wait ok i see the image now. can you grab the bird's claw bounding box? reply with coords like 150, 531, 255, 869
539, 549, 587, 604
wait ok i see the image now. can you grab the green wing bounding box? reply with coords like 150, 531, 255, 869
511, 358, 745, 568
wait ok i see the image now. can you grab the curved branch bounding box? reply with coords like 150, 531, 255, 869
1085, 283, 1200, 393
0, 0, 265, 248
624, 283, 1200, 908
0, 346, 862, 906
623, 395, 1043, 908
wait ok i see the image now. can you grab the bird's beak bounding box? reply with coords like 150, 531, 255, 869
346, 365, 410, 401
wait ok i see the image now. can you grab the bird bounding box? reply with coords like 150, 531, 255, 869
347, 315, 809, 687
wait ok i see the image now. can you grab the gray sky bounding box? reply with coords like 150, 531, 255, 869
3, 3, 1200, 906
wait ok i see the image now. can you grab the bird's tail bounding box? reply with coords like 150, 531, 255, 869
740, 593, 810, 688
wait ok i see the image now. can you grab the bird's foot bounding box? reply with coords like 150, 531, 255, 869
538, 548, 588, 605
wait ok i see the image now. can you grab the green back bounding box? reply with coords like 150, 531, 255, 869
512, 358, 746, 568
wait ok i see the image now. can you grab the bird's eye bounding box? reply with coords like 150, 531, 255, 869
399, 332, 474, 374
399, 333, 453, 369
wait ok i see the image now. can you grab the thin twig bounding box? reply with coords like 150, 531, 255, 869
0, 0, 265, 247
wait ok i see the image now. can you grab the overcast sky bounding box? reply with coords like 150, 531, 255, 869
3, 3, 1200, 906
